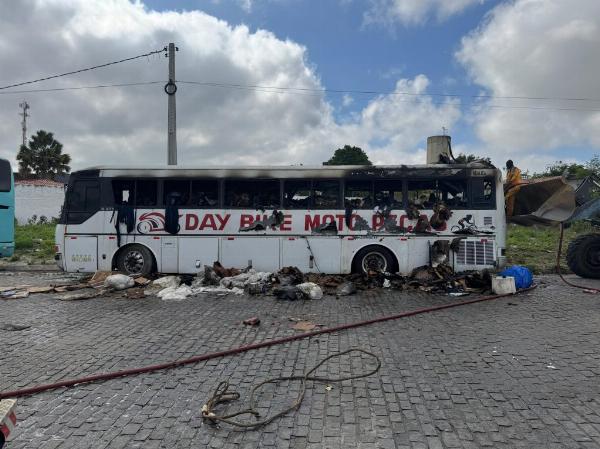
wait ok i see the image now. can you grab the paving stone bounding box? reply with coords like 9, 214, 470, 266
2, 273, 600, 448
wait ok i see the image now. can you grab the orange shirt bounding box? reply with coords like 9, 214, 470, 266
505, 167, 522, 190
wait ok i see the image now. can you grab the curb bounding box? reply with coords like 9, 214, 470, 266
0, 265, 58, 273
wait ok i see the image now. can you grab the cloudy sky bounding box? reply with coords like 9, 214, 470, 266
0, 0, 598, 172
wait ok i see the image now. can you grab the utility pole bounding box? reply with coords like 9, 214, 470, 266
164, 43, 178, 165
19, 101, 29, 147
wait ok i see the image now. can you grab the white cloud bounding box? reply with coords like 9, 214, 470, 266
341, 94, 354, 107
0, 0, 460, 172
457, 0, 600, 168
365, 0, 485, 27
237, 0, 253, 13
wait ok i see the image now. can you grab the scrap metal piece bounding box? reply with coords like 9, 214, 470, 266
374, 206, 404, 233
566, 198, 600, 224
405, 203, 421, 220
312, 220, 338, 235
239, 210, 285, 232
509, 177, 576, 225
574, 174, 600, 205
430, 203, 452, 231
353, 215, 372, 231
431, 240, 450, 267
413, 216, 431, 234
243, 317, 260, 326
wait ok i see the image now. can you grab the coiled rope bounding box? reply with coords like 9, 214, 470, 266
201, 348, 381, 429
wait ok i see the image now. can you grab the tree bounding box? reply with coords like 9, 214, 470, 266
585, 154, 600, 176
531, 161, 592, 179
454, 153, 492, 165
324, 145, 372, 165
17, 130, 71, 178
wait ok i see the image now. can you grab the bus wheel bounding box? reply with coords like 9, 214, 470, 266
116, 244, 154, 276
353, 245, 397, 274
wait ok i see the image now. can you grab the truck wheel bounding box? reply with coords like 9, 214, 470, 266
116, 244, 154, 276
566, 233, 600, 279
353, 245, 398, 274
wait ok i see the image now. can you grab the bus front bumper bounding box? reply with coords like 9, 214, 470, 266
0, 242, 14, 258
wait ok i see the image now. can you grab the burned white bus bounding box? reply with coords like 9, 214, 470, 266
55, 164, 505, 275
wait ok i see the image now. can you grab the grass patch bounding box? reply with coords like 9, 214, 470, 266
14, 223, 56, 263
506, 221, 594, 274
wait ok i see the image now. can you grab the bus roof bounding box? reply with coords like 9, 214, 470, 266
74, 163, 499, 179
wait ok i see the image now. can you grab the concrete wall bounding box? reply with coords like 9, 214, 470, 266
15, 184, 65, 224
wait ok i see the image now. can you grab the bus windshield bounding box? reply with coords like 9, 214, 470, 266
0, 158, 15, 258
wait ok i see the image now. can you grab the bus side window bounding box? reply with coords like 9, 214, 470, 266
313, 180, 340, 209
164, 180, 190, 206
283, 180, 311, 209
190, 180, 219, 208
472, 178, 495, 208
345, 181, 373, 209
112, 180, 135, 205
407, 180, 438, 209
136, 180, 157, 207
0, 159, 11, 192
373, 180, 403, 209
225, 180, 280, 209
437, 179, 468, 208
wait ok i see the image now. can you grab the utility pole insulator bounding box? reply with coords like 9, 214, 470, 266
166, 43, 177, 165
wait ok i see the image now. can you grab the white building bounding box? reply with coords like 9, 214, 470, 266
15, 179, 65, 224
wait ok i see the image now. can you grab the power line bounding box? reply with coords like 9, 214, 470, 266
0, 48, 165, 91
0, 81, 163, 95
177, 80, 600, 103
2, 77, 600, 112
177, 80, 600, 113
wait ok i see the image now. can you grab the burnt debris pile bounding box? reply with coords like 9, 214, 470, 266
0, 262, 493, 303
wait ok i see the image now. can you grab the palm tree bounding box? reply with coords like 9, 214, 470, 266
17, 130, 71, 178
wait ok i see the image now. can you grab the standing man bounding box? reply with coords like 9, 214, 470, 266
504, 159, 522, 217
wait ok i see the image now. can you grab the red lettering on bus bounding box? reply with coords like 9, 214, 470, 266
305, 215, 320, 230
280, 215, 292, 231
335, 214, 345, 231
199, 214, 217, 230
349, 214, 358, 231
185, 214, 199, 230
240, 214, 254, 228
399, 214, 408, 229
215, 214, 230, 231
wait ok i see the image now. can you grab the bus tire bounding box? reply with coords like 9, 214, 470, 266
566, 233, 600, 279
352, 245, 398, 274
115, 244, 155, 276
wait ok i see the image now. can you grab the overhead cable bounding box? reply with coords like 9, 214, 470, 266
0, 81, 163, 95
177, 81, 600, 112
0, 48, 165, 91
177, 80, 600, 103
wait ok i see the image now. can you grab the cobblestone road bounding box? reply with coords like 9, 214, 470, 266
2, 272, 600, 448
